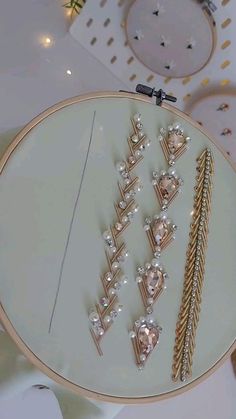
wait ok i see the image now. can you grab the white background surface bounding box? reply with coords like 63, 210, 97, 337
0, 0, 235, 418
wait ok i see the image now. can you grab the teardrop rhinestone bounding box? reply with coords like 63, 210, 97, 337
167, 132, 185, 153
138, 324, 159, 355
144, 267, 164, 296
158, 175, 179, 199
151, 219, 169, 244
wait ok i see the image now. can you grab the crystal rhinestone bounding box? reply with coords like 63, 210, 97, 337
129, 330, 136, 339
153, 171, 159, 178
125, 192, 130, 200
131, 134, 139, 144
121, 275, 128, 285
110, 310, 118, 319
138, 324, 159, 355
119, 201, 127, 209
115, 303, 123, 313
136, 276, 143, 283
147, 297, 154, 305
144, 266, 164, 296
135, 320, 141, 327
124, 178, 131, 186
158, 175, 179, 199
121, 170, 129, 179
137, 266, 145, 274
100, 297, 109, 307
145, 217, 151, 224
115, 222, 123, 231
151, 218, 169, 245
167, 132, 185, 153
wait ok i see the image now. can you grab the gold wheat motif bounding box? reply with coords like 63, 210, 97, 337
90, 115, 149, 355
172, 148, 214, 382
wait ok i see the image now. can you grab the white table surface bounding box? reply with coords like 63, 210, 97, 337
0, 1, 235, 417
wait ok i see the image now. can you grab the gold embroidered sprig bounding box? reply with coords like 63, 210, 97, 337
172, 148, 214, 382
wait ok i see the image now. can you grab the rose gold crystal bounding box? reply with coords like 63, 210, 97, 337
159, 175, 179, 199
145, 267, 163, 296
167, 132, 185, 153
138, 325, 159, 355
152, 219, 168, 244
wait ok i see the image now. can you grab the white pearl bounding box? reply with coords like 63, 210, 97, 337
147, 316, 155, 324
136, 276, 142, 283
145, 262, 151, 269
123, 250, 129, 258
122, 215, 128, 224
139, 316, 146, 323
98, 328, 104, 336
115, 304, 123, 313
129, 330, 136, 339
133, 113, 141, 122
111, 246, 117, 253
147, 297, 154, 305
135, 150, 141, 158
173, 122, 180, 130
152, 258, 159, 267
168, 168, 176, 176
112, 261, 119, 270
133, 204, 139, 213
104, 315, 112, 324
103, 230, 111, 240
121, 275, 128, 285
89, 311, 99, 323
116, 161, 126, 172
144, 138, 151, 147
108, 288, 116, 297
140, 354, 146, 362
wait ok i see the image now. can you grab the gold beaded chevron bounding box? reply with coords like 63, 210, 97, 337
172, 148, 214, 382
89, 114, 150, 355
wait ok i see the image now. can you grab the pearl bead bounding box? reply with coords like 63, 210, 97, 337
173, 122, 180, 130
136, 276, 142, 283
140, 354, 146, 362
89, 311, 99, 323
115, 303, 123, 313
108, 288, 116, 297
131, 134, 139, 144
112, 261, 119, 270
105, 272, 113, 282
145, 262, 151, 269
129, 330, 136, 339
121, 275, 128, 285
133, 113, 141, 123
139, 316, 146, 323
147, 297, 154, 305
98, 328, 104, 336
116, 161, 126, 172
103, 230, 111, 240
122, 215, 128, 224
104, 315, 112, 324
152, 258, 159, 267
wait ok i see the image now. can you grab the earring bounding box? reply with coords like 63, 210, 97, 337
129, 122, 190, 370
89, 113, 150, 355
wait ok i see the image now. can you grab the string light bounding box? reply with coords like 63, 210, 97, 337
40, 35, 54, 48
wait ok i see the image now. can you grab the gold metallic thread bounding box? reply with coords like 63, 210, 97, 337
172, 148, 214, 382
